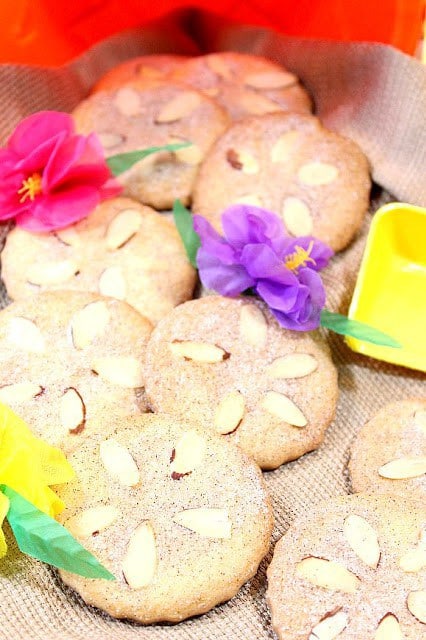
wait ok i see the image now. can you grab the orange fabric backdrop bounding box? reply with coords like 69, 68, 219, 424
0, 0, 424, 65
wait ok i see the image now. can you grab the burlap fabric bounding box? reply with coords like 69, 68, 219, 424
0, 12, 425, 640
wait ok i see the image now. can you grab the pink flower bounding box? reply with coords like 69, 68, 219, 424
0, 111, 122, 232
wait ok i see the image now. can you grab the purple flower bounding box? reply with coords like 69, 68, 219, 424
193, 205, 333, 331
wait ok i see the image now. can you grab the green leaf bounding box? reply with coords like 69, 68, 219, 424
107, 142, 192, 176
173, 199, 200, 268
320, 310, 401, 348
2, 485, 115, 580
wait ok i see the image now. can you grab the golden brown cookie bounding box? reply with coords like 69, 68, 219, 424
0, 291, 152, 453
1, 197, 196, 325
349, 399, 426, 500
169, 52, 312, 120
267, 494, 426, 639
56, 414, 273, 623
73, 81, 230, 209
144, 295, 338, 470
192, 112, 371, 252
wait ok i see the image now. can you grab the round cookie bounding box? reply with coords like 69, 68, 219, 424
267, 494, 426, 639
1, 197, 196, 325
192, 112, 371, 252
92, 54, 190, 93
349, 399, 426, 500
73, 81, 230, 209
169, 52, 312, 120
144, 295, 338, 470
0, 291, 152, 453
56, 414, 273, 623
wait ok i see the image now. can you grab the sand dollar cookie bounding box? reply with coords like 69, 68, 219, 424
169, 52, 312, 120
0, 291, 152, 453
267, 494, 426, 639
1, 197, 196, 325
56, 414, 273, 623
349, 399, 426, 500
192, 112, 371, 251
92, 54, 190, 92
144, 296, 338, 470
73, 81, 230, 209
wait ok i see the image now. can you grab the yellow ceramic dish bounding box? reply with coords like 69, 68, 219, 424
346, 202, 426, 372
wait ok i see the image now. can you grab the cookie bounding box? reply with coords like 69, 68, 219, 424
169, 52, 312, 120
144, 295, 338, 470
1, 197, 196, 325
56, 414, 273, 623
92, 54, 190, 93
267, 494, 426, 639
192, 112, 371, 252
0, 291, 152, 453
73, 81, 230, 209
349, 399, 426, 500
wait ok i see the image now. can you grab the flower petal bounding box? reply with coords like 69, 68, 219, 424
240, 244, 299, 285
221, 205, 287, 255
8, 112, 74, 157
256, 279, 300, 313
197, 247, 254, 296
193, 215, 236, 265
283, 236, 334, 272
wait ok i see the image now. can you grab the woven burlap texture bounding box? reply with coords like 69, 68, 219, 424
0, 14, 425, 640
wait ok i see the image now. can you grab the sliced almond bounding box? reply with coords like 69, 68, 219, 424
343, 514, 380, 569
296, 557, 360, 594
282, 197, 313, 236
122, 521, 157, 588
173, 508, 231, 538
234, 194, 264, 207
114, 87, 141, 116
238, 91, 283, 115
98, 266, 127, 300
168, 137, 203, 165
155, 91, 201, 123
8, 317, 45, 353
105, 208, 143, 250
226, 149, 259, 174
374, 613, 403, 640
100, 438, 140, 486
206, 55, 233, 80
414, 409, 426, 431
91, 356, 144, 388
60, 387, 85, 434
26, 259, 79, 285
267, 353, 318, 379
407, 590, 426, 624
169, 341, 228, 363
0, 382, 43, 404
98, 132, 124, 149
66, 505, 120, 538
378, 457, 426, 479
309, 609, 348, 639
262, 391, 307, 427
170, 430, 206, 477
214, 391, 245, 435
399, 547, 426, 573
203, 86, 220, 98
55, 226, 82, 247
70, 301, 111, 350
138, 65, 163, 79
271, 131, 301, 163
239, 304, 268, 348
298, 162, 338, 186
244, 70, 297, 89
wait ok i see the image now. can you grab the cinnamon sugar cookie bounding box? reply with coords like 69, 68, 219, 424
267, 494, 426, 640
144, 296, 338, 470
73, 81, 230, 209
192, 112, 371, 251
1, 197, 196, 325
349, 399, 426, 500
0, 291, 152, 453
169, 52, 312, 120
56, 414, 273, 623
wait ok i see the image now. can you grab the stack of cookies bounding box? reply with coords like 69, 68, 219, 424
1, 51, 423, 634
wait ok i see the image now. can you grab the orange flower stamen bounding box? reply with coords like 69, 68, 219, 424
284, 241, 316, 272
17, 173, 43, 203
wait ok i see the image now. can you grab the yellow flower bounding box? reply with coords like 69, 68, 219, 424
0, 402, 74, 557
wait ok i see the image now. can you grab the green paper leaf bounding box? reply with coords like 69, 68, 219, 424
2, 486, 115, 580
107, 143, 191, 176
173, 199, 200, 268
320, 310, 401, 348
